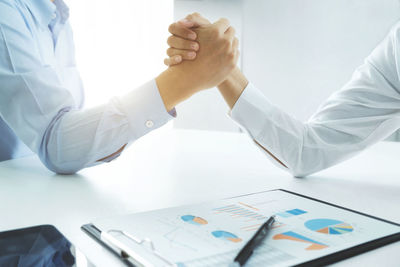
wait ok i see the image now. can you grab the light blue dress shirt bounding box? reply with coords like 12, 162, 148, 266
0, 0, 174, 173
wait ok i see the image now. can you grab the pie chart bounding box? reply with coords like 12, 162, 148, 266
181, 215, 208, 226
212, 231, 242, 243
273, 231, 328, 250
305, 219, 354, 235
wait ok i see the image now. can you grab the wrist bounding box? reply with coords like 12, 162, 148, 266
218, 67, 248, 109
156, 67, 193, 111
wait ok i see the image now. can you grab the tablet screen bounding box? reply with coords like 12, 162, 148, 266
0, 225, 93, 267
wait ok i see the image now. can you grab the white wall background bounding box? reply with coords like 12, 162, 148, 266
174, 0, 400, 131
242, 0, 400, 122
67, 0, 173, 108
68, 0, 400, 134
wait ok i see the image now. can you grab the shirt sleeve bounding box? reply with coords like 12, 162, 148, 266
230, 22, 400, 177
0, 1, 174, 174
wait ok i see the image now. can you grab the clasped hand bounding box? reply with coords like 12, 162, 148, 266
156, 13, 239, 111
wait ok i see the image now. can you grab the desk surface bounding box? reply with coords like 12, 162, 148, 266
0, 129, 399, 267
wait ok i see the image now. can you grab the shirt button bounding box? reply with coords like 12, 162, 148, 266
145, 120, 154, 128
52, 13, 57, 19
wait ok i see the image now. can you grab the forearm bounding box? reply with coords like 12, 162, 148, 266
230, 61, 400, 177
217, 69, 289, 168
217, 67, 249, 109
41, 80, 174, 174
229, 83, 333, 177
42, 104, 131, 174
218, 64, 380, 177
218, 68, 287, 169
156, 67, 194, 112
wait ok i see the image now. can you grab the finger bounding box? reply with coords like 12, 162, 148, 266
232, 37, 239, 51
231, 38, 240, 66
169, 22, 197, 40
213, 18, 230, 34
167, 35, 199, 50
234, 49, 240, 65
164, 55, 182, 66
224, 26, 236, 41
182, 12, 211, 27
167, 48, 197, 60
178, 18, 195, 28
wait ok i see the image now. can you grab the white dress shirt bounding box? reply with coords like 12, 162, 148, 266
0, 0, 174, 173
231, 22, 400, 177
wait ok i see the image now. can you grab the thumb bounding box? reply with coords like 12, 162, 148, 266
179, 13, 210, 28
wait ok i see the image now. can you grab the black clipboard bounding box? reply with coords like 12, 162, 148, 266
272, 189, 400, 266
82, 189, 400, 267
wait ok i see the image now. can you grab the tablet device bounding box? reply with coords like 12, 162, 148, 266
0, 224, 93, 267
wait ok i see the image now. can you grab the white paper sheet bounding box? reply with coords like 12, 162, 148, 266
93, 190, 400, 266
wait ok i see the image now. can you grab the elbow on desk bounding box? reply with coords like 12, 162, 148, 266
287, 167, 315, 178
283, 154, 324, 178
39, 154, 84, 175
38, 115, 87, 175
38, 146, 84, 175
270, 157, 316, 178
285, 151, 339, 178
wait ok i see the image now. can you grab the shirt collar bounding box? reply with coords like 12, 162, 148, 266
24, 0, 69, 27
54, 0, 70, 24
24, 0, 56, 27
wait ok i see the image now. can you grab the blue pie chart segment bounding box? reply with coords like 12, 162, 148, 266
212, 230, 242, 243
305, 219, 354, 235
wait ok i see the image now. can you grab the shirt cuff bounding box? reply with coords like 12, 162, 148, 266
229, 82, 291, 171
230, 82, 276, 138
117, 79, 175, 139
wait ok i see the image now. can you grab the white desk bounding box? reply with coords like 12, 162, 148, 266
0, 129, 399, 266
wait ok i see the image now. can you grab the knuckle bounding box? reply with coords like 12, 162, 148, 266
221, 17, 230, 25
192, 12, 200, 17
228, 51, 235, 60
181, 39, 189, 48
167, 35, 175, 45
177, 39, 193, 49
222, 38, 231, 47
166, 48, 174, 56
168, 23, 175, 33
224, 51, 235, 66
211, 28, 220, 37
228, 59, 236, 69
164, 58, 169, 66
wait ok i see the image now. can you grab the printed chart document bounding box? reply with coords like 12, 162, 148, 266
83, 190, 400, 266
